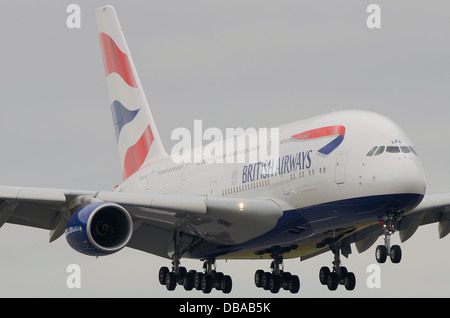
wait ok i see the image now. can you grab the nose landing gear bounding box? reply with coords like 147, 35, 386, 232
376, 213, 402, 264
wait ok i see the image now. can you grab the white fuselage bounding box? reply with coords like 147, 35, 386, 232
116, 109, 426, 259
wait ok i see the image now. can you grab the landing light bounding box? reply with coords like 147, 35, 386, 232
239, 202, 245, 211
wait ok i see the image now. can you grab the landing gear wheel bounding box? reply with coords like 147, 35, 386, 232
376, 245, 387, 263
254, 254, 300, 294
319, 244, 357, 291
288, 275, 300, 293
201, 274, 213, 294
327, 272, 339, 291
319, 266, 330, 285
390, 245, 402, 263
165, 272, 177, 291
254, 270, 264, 288
183, 271, 195, 291
194, 272, 203, 290
269, 274, 281, 294
261, 272, 271, 290
343, 272, 356, 291
158, 266, 169, 285
221, 275, 232, 294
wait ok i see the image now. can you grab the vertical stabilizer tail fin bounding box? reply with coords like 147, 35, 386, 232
96, 5, 168, 180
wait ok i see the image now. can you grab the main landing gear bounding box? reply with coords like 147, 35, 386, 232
375, 214, 402, 264
158, 258, 232, 294
319, 245, 356, 291
254, 254, 300, 294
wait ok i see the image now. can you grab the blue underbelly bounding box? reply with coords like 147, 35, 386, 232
186, 193, 424, 259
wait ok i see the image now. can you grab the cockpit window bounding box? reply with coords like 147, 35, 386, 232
366, 146, 378, 156
400, 146, 411, 153
386, 146, 400, 153
366, 145, 417, 157
374, 146, 385, 156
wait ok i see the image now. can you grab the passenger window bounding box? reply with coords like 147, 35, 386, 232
386, 146, 400, 153
366, 146, 378, 156
400, 146, 411, 153
374, 146, 385, 156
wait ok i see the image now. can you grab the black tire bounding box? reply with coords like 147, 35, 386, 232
390, 245, 402, 263
376, 245, 387, 263
201, 274, 213, 294
183, 271, 194, 291
269, 275, 281, 294
165, 272, 177, 291
254, 270, 264, 288
327, 272, 338, 291
344, 272, 356, 291
221, 275, 232, 294
289, 275, 300, 294
339, 267, 348, 280
194, 272, 203, 290
179, 266, 187, 278
158, 267, 169, 285
215, 272, 224, 290
262, 272, 271, 290
319, 266, 330, 285
282, 272, 292, 290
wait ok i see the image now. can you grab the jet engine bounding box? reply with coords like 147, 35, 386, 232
65, 202, 133, 256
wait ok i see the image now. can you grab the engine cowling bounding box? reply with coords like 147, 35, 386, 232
65, 202, 133, 256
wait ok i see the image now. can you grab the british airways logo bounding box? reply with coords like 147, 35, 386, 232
291, 125, 346, 155
241, 125, 345, 183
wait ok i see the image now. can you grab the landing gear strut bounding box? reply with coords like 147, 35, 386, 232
158, 229, 232, 293
319, 245, 356, 291
254, 253, 300, 294
376, 214, 402, 264
193, 258, 232, 294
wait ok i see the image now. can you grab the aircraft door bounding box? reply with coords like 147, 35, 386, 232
335, 153, 348, 184
210, 181, 217, 196
281, 172, 290, 195
145, 170, 156, 190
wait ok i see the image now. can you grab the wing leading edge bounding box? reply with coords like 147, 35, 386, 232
0, 185, 283, 258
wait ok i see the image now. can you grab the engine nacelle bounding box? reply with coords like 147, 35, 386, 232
65, 202, 133, 256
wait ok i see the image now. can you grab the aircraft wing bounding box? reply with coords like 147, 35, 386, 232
353, 192, 450, 253
0, 185, 283, 258
397, 193, 450, 241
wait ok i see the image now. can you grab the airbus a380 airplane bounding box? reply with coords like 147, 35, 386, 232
1, 5, 449, 295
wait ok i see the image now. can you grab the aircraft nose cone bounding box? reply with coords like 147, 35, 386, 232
393, 156, 426, 196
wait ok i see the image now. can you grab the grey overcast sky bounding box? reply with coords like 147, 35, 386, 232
0, 1, 448, 298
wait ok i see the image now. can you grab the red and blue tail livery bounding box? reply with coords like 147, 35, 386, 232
99, 32, 137, 88
97, 5, 168, 180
